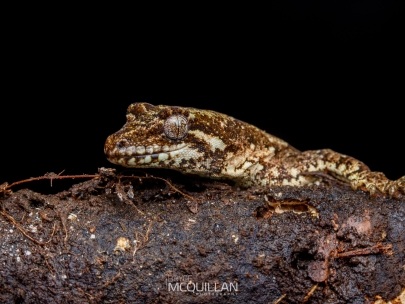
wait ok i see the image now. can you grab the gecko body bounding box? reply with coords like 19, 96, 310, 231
104, 103, 404, 197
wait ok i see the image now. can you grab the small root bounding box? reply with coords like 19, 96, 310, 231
0, 208, 56, 246
1, 171, 194, 202
120, 174, 194, 201
102, 271, 121, 288
2, 174, 99, 192
133, 221, 153, 257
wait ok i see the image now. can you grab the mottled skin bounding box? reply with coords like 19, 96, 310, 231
105, 103, 404, 197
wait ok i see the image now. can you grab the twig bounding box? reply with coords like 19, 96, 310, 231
273, 294, 286, 304
336, 243, 392, 258
303, 283, 319, 303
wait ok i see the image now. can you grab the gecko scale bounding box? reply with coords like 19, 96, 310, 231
104, 103, 404, 197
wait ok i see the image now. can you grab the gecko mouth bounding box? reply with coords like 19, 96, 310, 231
105, 140, 187, 166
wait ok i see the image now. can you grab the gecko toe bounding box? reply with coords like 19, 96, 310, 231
365, 183, 376, 196
387, 176, 405, 198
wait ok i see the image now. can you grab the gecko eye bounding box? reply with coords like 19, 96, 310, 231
164, 114, 188, 140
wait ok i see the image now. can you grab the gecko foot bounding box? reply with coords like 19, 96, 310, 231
387, 176, 405, 197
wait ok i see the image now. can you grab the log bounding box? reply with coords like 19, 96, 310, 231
0, 168, 404, 303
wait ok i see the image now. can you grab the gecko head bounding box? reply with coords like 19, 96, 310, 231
104, 103, 236, 177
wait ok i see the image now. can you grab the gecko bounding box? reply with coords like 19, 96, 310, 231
104, 103, 404, 197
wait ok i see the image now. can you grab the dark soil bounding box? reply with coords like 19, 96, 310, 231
0, 168, 404, 304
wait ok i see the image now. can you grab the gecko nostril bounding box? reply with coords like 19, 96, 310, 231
116, 139, 129, 149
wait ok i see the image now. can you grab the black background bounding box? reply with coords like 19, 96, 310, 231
2, 2, 403, 193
